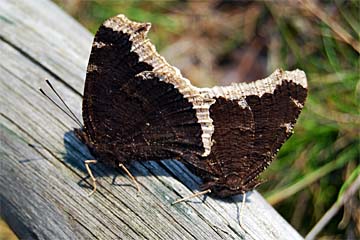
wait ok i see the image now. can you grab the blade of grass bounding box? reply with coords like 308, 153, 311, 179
301, 0, 360, 53
304, 174, 360, 240
322, 26, 340, 73
265, 147, 358, 205
266, 3, 305, 68
306, 98, 360, 124
338, 2, 360, 38
338, 165, 360, 200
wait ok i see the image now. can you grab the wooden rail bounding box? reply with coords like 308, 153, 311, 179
0, 0, 303, 239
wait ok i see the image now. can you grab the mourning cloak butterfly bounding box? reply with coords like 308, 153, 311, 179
75, 14, 307, 198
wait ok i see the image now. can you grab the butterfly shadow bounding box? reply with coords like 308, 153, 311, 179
62, 130, 144, 191
62, 130, 252, 207
62, 130, 208, 195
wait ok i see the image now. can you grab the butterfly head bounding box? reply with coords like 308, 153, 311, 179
202, 173, 260, 198
74, 128, 95, 148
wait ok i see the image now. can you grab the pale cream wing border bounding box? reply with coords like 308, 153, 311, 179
201, 68, 307, 135
204, 69, 307, 101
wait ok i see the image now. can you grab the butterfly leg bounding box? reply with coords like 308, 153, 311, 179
119, 163, 141, 192
238, 192, 255, 238
239, 191, 246, 228
84, 160, 97, 196
171, 189, 211, 205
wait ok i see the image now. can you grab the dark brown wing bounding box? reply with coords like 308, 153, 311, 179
192, 70, 308, 197
82, 15, 205, 163
244, 77, 307, 188
81, 14, 308, 196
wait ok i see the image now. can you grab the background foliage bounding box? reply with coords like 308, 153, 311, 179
50, 0, 360, 239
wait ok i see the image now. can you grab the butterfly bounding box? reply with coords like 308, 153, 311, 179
72, 14, 307, 200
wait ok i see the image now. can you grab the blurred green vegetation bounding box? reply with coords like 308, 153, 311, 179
53, 0, 359, 238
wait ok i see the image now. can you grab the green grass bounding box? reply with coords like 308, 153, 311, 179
54, 1, 360, 238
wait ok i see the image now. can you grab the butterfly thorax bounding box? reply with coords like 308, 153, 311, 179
74, 128, 127, 166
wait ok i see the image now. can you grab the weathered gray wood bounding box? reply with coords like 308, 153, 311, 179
0, 0, 303, 239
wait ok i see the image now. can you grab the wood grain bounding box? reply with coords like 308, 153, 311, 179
0, 0, 303, 239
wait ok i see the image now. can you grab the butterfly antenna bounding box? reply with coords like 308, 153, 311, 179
39, 82, 83, 129
45, 79, 83, 128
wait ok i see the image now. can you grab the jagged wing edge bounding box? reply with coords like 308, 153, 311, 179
204, 69, 307, 100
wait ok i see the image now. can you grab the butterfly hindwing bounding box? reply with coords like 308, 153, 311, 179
244, 78, 307, 185
186, 70, 308, 197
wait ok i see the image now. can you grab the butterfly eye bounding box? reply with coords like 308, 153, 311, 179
225, 173, 243, 190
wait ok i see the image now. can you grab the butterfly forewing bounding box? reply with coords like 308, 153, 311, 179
82, 18, 204, 164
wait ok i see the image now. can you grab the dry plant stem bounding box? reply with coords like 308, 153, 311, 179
84, 160, 98, 196
266, 148, 355, 205
308, 104, 360, 125
305, 175, 360, 240
172, 189, 211, 205
119, 163, 141, 192
300, 0, 360, 53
